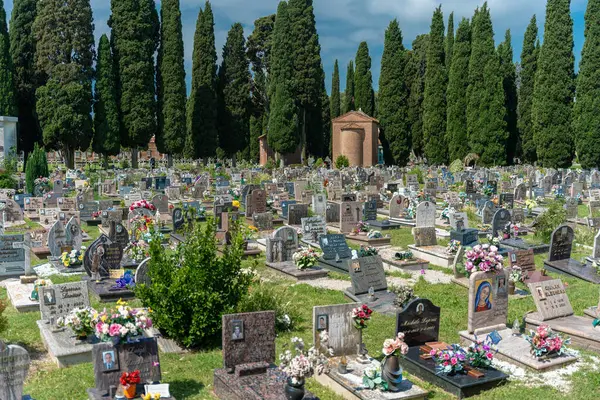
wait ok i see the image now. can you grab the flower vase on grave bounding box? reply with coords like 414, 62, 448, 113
284, 378, 305, 400
123, 384, 137, 399
381, 355, 403, 392
508, 281, 516, 295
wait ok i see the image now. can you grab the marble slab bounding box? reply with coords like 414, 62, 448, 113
501, 238, 550, 255
36, 320, 97, 367
5, 280, 45, 313
524, 312, 600, 352
318, 257, 351, 274
407, 245, 454, 268
344, 290, 398, 316
83, 276, 136, 303
543, 259, 600, 284
366, 220, 402, 230
583, 306, 600, 319
265, 261, 328, 280
346, 234, 392, 248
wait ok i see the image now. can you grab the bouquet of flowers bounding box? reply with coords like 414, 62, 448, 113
459, 192, 467, 201
363, 366, 388, 391
430, 344, 467, 375
367, 230, 383, 239
34, 177, 50, 186
353, 221, 369, 234
120, 370, 141, 388
525, 199, 538, 211
57, 306, 97, 338
464, 244, 504, 275
446, 240, 461, 254
382, 332, 409, 358
486, 234, 501, 246
93, 301, 152, 344
113, 270, 136, 290
525, 324, 570, 358
60, 246, 86, 267
352, 304, 373, 329
358, 245, 378, 257
482, 185, 495, 197
292, 247, 321, 270
127, 241, 150, 262
30, 279, 51, 301
389, 284, 415, 309
129, 200, 156, 212
130, 215, 155, 241
509, 266, 522, 283
279, 337, 330, 385
465, 339, 495, 368
244, 225, 259, 241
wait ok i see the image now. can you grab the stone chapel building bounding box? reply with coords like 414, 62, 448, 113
331, 110, 380, 167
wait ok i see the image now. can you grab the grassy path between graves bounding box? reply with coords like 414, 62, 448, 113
3, 226, 600, 399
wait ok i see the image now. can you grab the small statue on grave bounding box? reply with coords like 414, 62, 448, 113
368, 286, 375, 300
91, 245, 104, 283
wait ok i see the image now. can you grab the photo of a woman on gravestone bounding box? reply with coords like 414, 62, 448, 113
474, 281, 493, 312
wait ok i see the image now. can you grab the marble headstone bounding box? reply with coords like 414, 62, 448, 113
468, 269, 509, 333
415, 201, 436, 228
39, 281, 90, 322
348, 256, 387, 295
548, 225, 574, 262
527, 279, 573, 321
222, 311, 276, 370
312, 303, 362, 357
0, 341, 30, 400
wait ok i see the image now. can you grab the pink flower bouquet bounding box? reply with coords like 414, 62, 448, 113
464, 244, 504, 275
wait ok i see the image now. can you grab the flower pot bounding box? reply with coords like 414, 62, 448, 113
284, 378, 305, 400
123, 384, 137, 399
508, 281, 516, 295
382, 355, 403, 392
76, 334, 88, 341
338, 362, 348, 374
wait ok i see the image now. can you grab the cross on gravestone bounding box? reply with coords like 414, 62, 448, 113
468, 269, 509, 333
348, 256, 387, 295
319, 234, 352, 260
39, 281, 90, 322
548, 225, 574, 262
527, 279, 574, 321
412, 227, 437, 247
339, 201, 362, 233
222, 311, 276, 370
0, 341, 30, 400
83, 235, 124, 280
492, 208, 511, 238
415, 201, 435, 228
395, 299, 441, 348
312, 304, 362, 357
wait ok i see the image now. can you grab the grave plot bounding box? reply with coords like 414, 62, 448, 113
343, 256, 397, 315
317, 234, 353, 273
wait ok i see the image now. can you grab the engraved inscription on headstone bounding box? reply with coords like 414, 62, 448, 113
395, 299, 441, 348
528, 279, 573, 321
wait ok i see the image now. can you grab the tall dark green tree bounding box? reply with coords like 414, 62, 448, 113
573, 0, 600, 169
331, 60, 341, 119
344, 61, 355, 113
532, 0, 574, 168
321, 77, 331, 158
93, 34, 120, 167
218, 23, 251, 159
156, 0, 187, 165
423, 6, 447, 165
378, 19, 409, 166
268, 1, 298, 157
467, 4, 507, 166
446, 18, 471, 162
9, 0, 40, 162
109, 0, 159, 168
33, 0, 95, 169
354, 42, 374, 116
0, 0, 15, 117
187, 2, 218, 159
518, 15, 539, 164
445, 12, 454, 70
498, 29, 518, 164
405, 34, 428, 159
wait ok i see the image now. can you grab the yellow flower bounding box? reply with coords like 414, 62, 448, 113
78, 254, 84, 261
142, 395, 151, 400
101, 315, 108, 322
154, 394, 161, 400
116, 298, 128, 306
232, 200, 240, 208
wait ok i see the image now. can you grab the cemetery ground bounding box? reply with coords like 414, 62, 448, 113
2, 223, 600, 399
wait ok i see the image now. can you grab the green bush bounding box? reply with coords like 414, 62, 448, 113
314, 157, 324, 169
534, 200, 567, 242
135, 218, 252, 348
264, 159, 275, 170
403, 166, 424, 184
215, 147, 226, 160
0, 172, 16, 189
335, 155, 350, 169
0, 299, 7, 334
119, 158, 129, 169
25, 143, 49, 194
449, 159, 463, 174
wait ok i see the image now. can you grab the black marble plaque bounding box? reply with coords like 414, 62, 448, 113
319, 234, 352, 260
548, 225, 574, 262
395, 298, 441, 348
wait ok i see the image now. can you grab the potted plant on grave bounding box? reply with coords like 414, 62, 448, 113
508, 266, 522, 295
352, 304, 373, 329
389, 284, 415, 309
279, 336, 330, 400
57, 306, 97, 340
352, 221, 369, 236
525, 325, 570, 360
120, 370, 141, 399
381, 332, 409, 392
92, 300, 152, 345
292, 247, 321, 270
464, 244, 504, 276
446, 240, 461, 255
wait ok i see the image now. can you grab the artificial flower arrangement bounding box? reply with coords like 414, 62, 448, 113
502, 222, 520, 240
389, 284, 415, 309
446, 240, 461, 255
232, 200, 241, 209
482, 185, 495, 197
362, 366, 388, 391
525, 324, 570, 359
30, 279, 51, 301
129, 215, 155, 241
244, 225, 259, 241
394, 251, 414, 260
91, 211, 102, 219
358, 245, 378, 257
279, 336, 330, 386
486, 234, 501, 246
508, 266, 522, 283
120, 370, 141, 399
441, 206, 456, 221
405, 202, 416, 220
292, 247, 321, 270
127, 241, 150, 262
352, 304, 373, 329
93, 300, 152, 344
353, 221, 369, 234
459, 192, 467, 201
142, 393, 161, 400
367, 230, 384, 239
129, 200, 156, 212
57, 306, 97, 338
383, 332, 409, 358
113, 270, 136, 290
465, 339, 496, 369
430, 344, 467, 375
525, 199, 538, 211
60, 246, 86, 267
464, 244, 504, 275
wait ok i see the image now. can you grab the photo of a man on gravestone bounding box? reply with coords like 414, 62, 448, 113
102, 350, 118, 371
317, 314, 328, 331
536, 287, 546, 300
231, 320, 244, 340
474, 281, 493, 312
43, 288, 56, 305
352, 261, 361, 273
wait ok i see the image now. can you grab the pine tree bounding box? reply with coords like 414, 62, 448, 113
378, 19, 409, 166
109, 0, 159, 167
498, 30, 518, 164
354, 42, 374, 116
218, 23, 251, 158
446, 12, 454, 70
518, 15, 539, 164
446, 18, 471, 162
9, 0, 39, 163
423, 6, 447, 165
0, 0, 15, 117
331, 60, 341, 119
573, 0, 600, 169
34, 0, 95, 169
187, 2, 218, 159
405, 34, 428, 159
93, 34, 120, 167
532, 0, 574, 168
344, 61, 355, 113
156, 0, 187, 164
467, 3, 507, 166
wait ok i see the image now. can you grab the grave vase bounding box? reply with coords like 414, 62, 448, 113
123, 384, 137, 399
382, 355, 403, 392
284, 377, 305, 400
508, 281, 516, 295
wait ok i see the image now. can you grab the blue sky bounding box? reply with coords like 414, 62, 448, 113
4, 0, 588, 93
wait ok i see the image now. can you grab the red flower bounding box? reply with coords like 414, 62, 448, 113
120, 370, 141, 386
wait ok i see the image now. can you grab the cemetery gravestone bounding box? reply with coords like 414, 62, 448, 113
39, 281, 90, 322
499, 193, 514, 209
347, 256, 387, 295
482, 201, 495, 225
312, 194, 326, 217
416, 201, 435, 228
83, 235, 124, 279
528, 279, 573, 321
0, 341, 30, 400
301, 216, 327, 242
492, 209, 511, 238
252, 212, 273, 231
312, 304, 362, 357
172, 208, 184, 233
395, 298, 441, 348
339, 201, 361, 233
449, 212, 469, 230
326, 201, 340, 223
320, 234, 352, 260
65, 217, 83, 251
222, 311, 276, 370
0, 234, 31, 277
363, 199, 378, 222
280, 200, 296, 220
413, 227, 437, 247
468, 269, 509, 333
287, 203, 308, 225
47, 220, 68, 258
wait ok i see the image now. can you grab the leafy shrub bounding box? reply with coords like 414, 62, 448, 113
119, 158, 129, 169
314, 157, 324, 169
0, 300, 7, 334
534, 200, 567, 242
135, 218, 252, 348
215, 147, 226, 160
25, 143, 49, 194
335, 155, 350, 169
0, 172, 16, 189
264, 159, 275, 170
575, 226, 595, 247
403, 166, 424, 184
449, 159, 463, 174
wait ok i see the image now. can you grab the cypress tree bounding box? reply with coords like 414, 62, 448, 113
405, 34, 428, 160
0, 0, 15, 117
446, 12, 454, 70
34, 0, 95, 169
498, 30, 519, 164
532, 0, 574, 168
218, 23, 251, 158
446, 18, 471, 162
25, 143, 48, 194
354, 42, 374, 116
249, 115, 262, 162
187, 2, 218, 159
423, 6, 447, 165
268, 1, 298, 156
379, 19, 409, 166
321, 79, 331, 158
156, 0, 187, 164
573, 0, 600, 169
93, 34, 120, 167
518, 15, 539, 164
9, 0, 39, 162
467, 3, 507, 166
109, 0, 159, 168
344, 61, 355, 113
331, 60, 341, 119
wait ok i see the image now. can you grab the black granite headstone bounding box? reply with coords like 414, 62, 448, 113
363, 200, 378, 222
548, 225, 574, 262
395, 298, 441, 348
319, 234, 352, 260
172, 208, 184, 233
